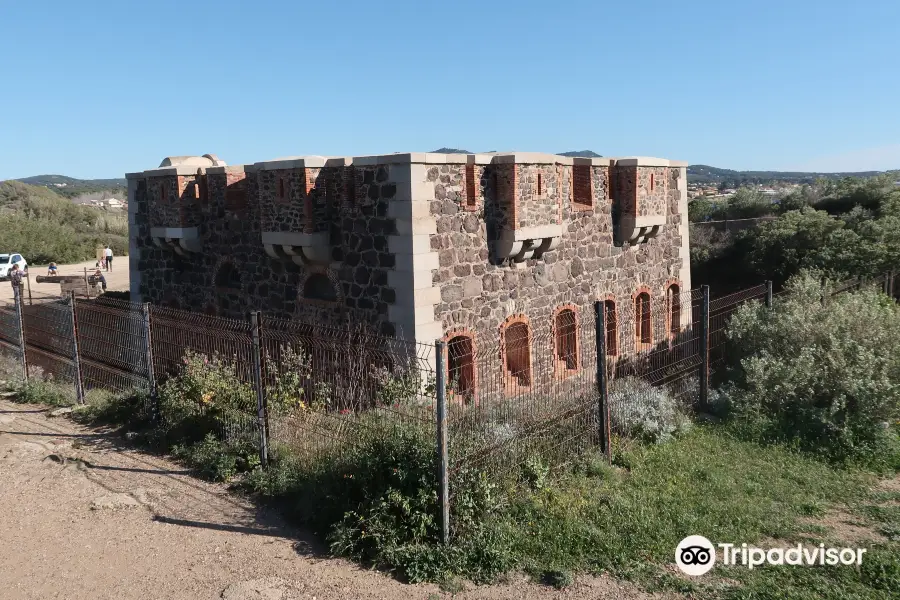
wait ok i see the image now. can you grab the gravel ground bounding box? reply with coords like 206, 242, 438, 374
0, 399, 670, 600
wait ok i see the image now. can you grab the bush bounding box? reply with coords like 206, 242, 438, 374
723, 272, 900, 468
156, 350, 256, 447
244, 415, 509, 583
607, 377, 691, 444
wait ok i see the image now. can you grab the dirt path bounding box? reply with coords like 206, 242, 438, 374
0, 400, 664, 600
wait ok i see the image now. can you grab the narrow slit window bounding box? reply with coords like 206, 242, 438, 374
604, 299, 618, 356
447, 335, 475, 398
503, 321, 532, 390
537, 172, 543, 196
635, 292, 651, 345
554, 308, 578, 373
667, 284, 681, 335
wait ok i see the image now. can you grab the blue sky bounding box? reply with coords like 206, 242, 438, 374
1, 0, 898, 180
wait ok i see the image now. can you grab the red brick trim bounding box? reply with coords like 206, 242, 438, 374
464, 164, 479, 212
442, 328, 478, 404
499, 313, 532, 395
664, 279, 683, 338
632, 286, 653, 348
551, 304, 580, 379
298, 267, 342, 307
303, 169, 315, 234
213, 259, 243, 294
572, 164, 594, 212
600, 293, 619, 357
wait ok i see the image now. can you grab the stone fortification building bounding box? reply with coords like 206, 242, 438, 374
127, 151, 690, 397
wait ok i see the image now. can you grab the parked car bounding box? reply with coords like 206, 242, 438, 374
0, 253, 28, 279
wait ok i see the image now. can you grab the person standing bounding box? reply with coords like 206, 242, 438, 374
9, 263, 23, 302
104, 245, 113, 271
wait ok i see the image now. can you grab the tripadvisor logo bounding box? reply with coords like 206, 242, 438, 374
675, 536, 867, 576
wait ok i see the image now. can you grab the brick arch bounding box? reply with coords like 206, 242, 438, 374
664, 279, 683, 337
213, 257, 243, 292
551, 304, 580, 378
297, 267, 343, 307
631, 285, 653, 347
599, 293, 619, 357
442, 328, 478, 404
499, 314, 532, 394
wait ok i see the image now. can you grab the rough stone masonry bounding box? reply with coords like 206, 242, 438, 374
127, 151, 691, 399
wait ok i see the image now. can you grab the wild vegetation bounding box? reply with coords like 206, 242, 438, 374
691, 175, 900, 293
0, 180, 127, 263
4, 271, 898, 598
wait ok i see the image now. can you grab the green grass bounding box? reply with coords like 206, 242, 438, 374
488, 426, 898, 598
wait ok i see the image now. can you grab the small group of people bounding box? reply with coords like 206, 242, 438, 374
95, 246, 114, 272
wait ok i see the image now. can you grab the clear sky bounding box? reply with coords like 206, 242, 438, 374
1, 0, 898, 180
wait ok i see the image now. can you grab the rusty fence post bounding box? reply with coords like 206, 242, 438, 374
594, 301, 611, 462
12, 285, 27, 381
434, 339, 450, 545
141, 303, 158, 421
699, 285, 710, 408
249, 311, 269, 468
68, 291, 85, 405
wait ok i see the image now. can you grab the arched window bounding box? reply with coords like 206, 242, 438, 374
635, 291, 652, 345
303, 273, 337, 302
553, 307, 579, 375
215, 262, 242, 290
604, 299, 618, 356
447, 333, 475, 399
501, 316, 532, 392
667, 283, 681, 335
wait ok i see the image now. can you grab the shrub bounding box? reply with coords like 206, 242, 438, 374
607, 377, 691, 444
724, 272, 900, 468
156, 350, 256, 446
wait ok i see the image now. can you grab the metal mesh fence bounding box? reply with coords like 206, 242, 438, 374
260, 316, 437, 462
148, 304, 258, 442
0, 270, 896, 539
75, 297, 150, 395
447, 310, 600, 485
21, 291, 77, 385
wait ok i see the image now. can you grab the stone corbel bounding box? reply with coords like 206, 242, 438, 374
618, 215, 665, 245
262, 231, 331, 266
494, 224, 563, 263
150, 227, 202, 254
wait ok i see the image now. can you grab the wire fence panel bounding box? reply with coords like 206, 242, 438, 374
75, 297, 150, 395
0, 302, 20, 349
447, 310, 600, 486
259, 316, 437, 462
21, 292, 76, 383
149, 305, 258, 441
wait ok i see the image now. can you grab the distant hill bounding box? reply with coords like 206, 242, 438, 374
687, 164, 896, 186
557, 150, 603, 158
11, 174, 126, 199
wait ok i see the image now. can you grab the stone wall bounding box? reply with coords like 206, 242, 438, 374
429, 159, 688, 398
131, 161, 403, 337
128, 153, 691, 396
636, 166, 668, 218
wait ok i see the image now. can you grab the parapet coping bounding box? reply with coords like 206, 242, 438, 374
614, 157, 688, 167
126, 153, 688, 177
207, 165, 247, 175
254, 156, 352, 170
